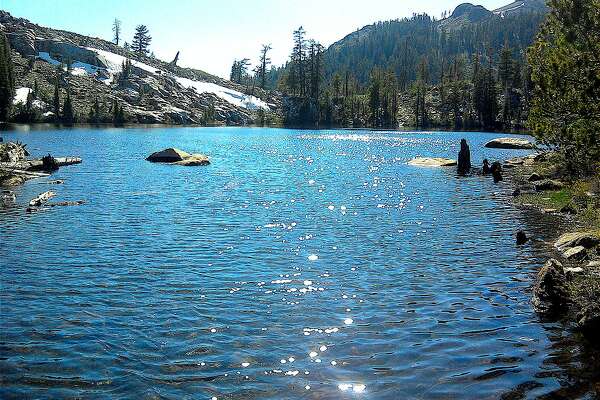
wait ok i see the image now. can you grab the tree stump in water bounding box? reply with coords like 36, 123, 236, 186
457, 139, 471, 175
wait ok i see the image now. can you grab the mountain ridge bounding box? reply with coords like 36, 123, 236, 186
0, 10, 278, 125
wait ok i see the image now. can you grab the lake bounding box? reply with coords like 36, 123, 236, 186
0, 127, 596, 399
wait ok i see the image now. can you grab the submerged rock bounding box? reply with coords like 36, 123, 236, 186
532, 259, 568, 314
516, 231, 529, 245
146, 148, 210, 166
408, 157, 457, 167
485, 137, 535, 149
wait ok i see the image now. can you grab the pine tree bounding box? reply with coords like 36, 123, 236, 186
0, 32, 15, 121
528, 0, 600, 174
290, 26, 307, 96
53, 71, 61, 121
113, 18, 122, 45
258, 44, 272, 89
132, 25, 152, 55
62, 92, 74, 125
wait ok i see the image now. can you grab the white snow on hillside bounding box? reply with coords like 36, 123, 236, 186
38, 47, 269, 111
13, 87, 46, 109
175, 77, 270, 111
86, 48, 269, 111
13, 87, 32, 105
87, 48, 161, 78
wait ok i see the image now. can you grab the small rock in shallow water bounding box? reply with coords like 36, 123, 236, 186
516, 231, 529, 245
532, 259, 568, 314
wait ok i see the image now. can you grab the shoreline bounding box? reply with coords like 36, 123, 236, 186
1, 121, 533, 135
502, 153, 600, 335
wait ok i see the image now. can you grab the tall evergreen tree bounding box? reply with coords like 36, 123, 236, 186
0, 32, 15, 121
62, 92, 74, 125
528, 0, 600, 174
258, 44, 272, 89
132, 25, 152, 55
53, 71, 61, 121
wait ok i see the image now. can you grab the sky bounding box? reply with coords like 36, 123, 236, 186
1, 0, 509, 78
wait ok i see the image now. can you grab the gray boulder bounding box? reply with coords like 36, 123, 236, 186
532, 259, 568, 314
563, 246, 587, 260
5, 29, 36, 56
485, 137, 535, 149
554, 232, 600, 251
146, 148, 210, 166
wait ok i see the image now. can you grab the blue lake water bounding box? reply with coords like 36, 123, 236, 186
0, 127, 596, 399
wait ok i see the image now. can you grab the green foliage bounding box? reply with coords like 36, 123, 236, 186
0, 32, 15, 121
323, 12, 545, 87
112, 99, 126, 125
62, 92, 74, 125
528, 0, 600, 176
132, 25, 152, 55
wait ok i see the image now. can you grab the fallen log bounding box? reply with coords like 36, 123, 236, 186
26, 200, 85, 213
47, 200, 85, 207
29, 191, 56, 207
0, 167, 50, 178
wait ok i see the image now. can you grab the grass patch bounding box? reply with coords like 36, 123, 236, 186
517, 189, 573, 210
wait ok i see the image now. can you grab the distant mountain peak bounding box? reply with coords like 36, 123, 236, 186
451, 3, 492, 21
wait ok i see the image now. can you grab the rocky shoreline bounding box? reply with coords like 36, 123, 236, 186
503, 153, 600, 335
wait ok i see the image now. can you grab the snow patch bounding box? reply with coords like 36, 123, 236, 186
13, 87, 32, 105
86, 47, 162, 78
175, 76, 270, 111
39, 47, 270, 111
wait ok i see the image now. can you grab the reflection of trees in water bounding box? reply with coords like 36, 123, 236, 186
503, 207, 600, 399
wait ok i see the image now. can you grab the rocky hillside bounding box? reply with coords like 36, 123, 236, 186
0, 11, 281, 125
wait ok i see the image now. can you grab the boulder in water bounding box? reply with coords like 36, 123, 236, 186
485, 137, 535, 149
516, 231, 529, 245
146, 148, 210, 166
408, 157, 457, 167
532, 259, 568, 314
